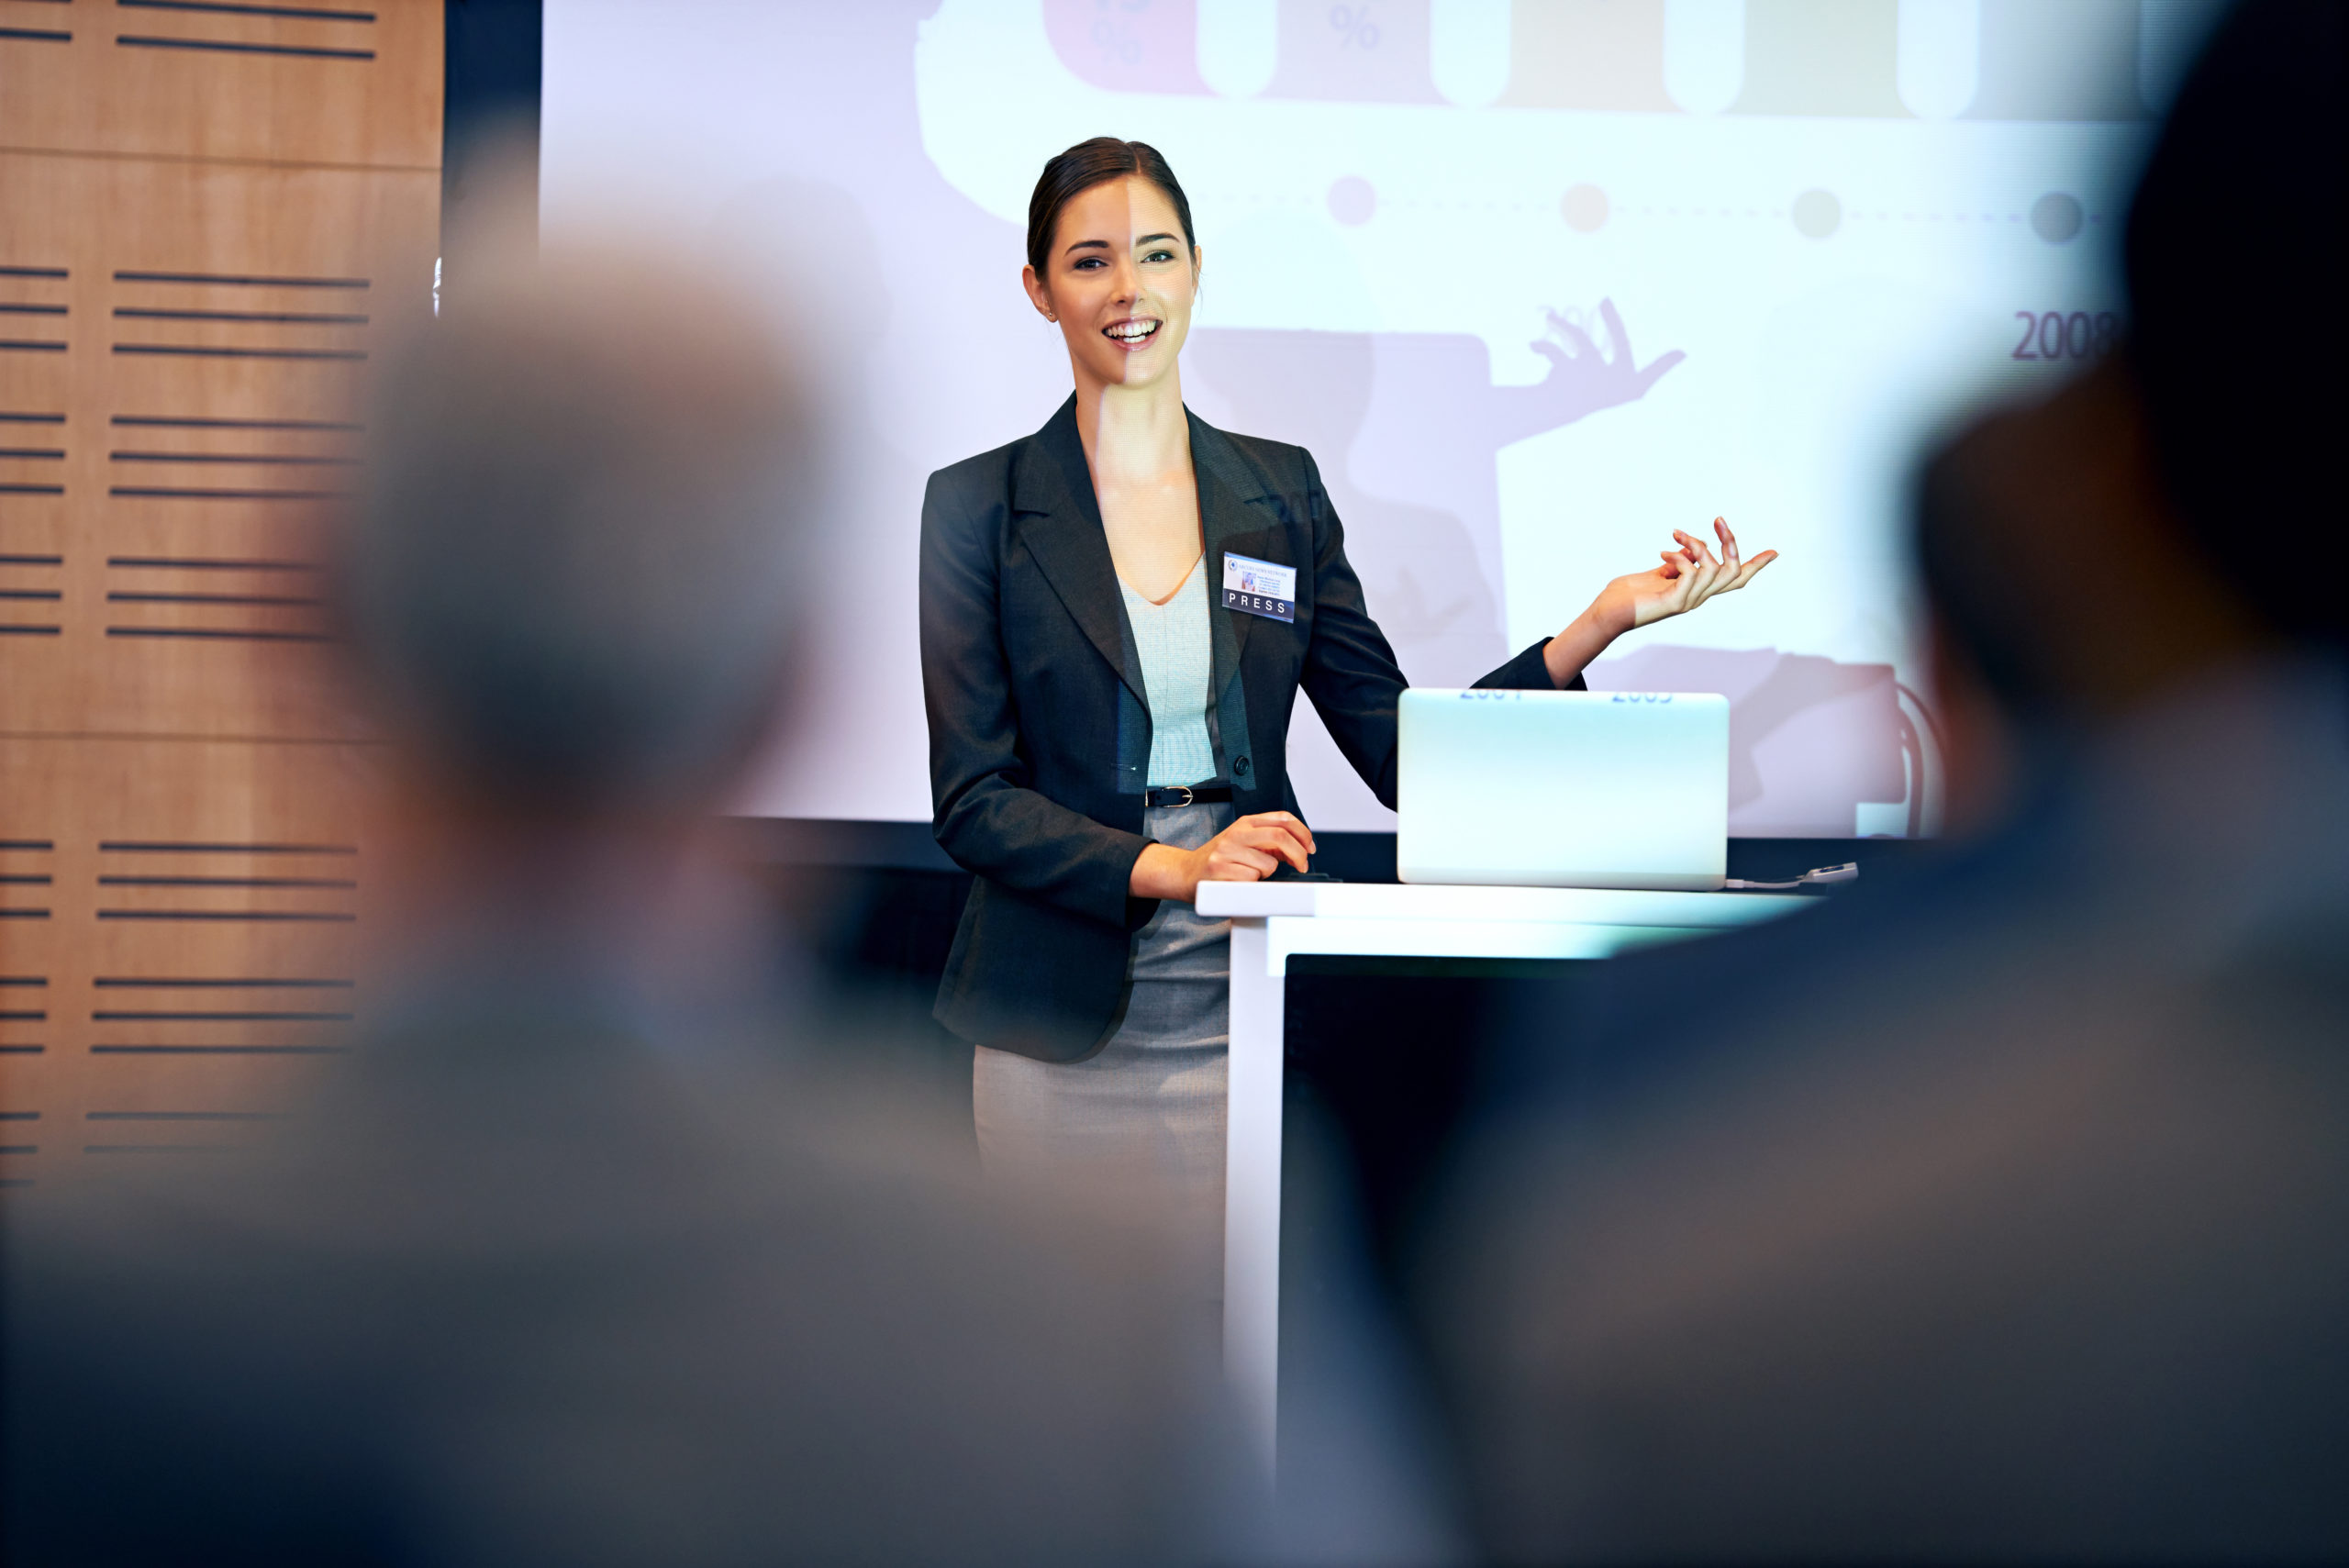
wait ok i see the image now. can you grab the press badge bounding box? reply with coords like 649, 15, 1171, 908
1221, 552, 1297, 624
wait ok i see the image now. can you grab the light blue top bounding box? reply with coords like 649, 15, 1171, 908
1119, 559, 1216, 788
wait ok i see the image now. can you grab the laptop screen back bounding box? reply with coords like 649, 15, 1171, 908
1397, 689, 1729, 890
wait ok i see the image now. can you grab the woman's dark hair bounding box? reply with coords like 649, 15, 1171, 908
1025, 138, 1197, 277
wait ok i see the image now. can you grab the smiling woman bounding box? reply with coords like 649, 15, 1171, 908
918, 137, 1776, 1301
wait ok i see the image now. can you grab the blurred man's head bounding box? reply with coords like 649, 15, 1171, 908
1917, 0, 2342, 782
2125, 0, 2343, 643
340, 246, 819, 817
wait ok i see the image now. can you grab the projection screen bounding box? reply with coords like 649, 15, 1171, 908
541, 0, 2210, 836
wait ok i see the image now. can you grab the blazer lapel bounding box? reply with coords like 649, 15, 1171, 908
1189, 410, 1287, 695
1011, 400, 1292, 716
1011, 396, 1147, 707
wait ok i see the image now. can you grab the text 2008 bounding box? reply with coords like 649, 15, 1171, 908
2013, 310, 2121, 361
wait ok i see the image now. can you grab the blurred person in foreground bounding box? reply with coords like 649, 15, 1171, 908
1423, 4, 2347, 1561
1, 246, 1246, 1565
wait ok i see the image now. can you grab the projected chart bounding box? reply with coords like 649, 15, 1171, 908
543, 0, 2211, 835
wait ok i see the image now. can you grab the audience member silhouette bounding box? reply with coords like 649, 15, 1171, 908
2, 248, 1247, 1566
1424, 3, 2348, 1559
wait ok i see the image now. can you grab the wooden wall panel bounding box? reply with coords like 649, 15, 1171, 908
0, 0, 440, 168
0, 150, 435, 738
0, 735, 366, 1190
0, 0, 438, 1193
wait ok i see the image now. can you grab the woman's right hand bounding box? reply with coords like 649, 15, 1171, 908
1130, 811, 1315, 904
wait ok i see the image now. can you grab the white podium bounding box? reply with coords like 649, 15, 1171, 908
1194, 879, 1814, 1474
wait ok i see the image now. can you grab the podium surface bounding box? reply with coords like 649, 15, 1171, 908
1195, 880, 1815, 1474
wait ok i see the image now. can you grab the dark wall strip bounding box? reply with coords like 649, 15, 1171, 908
0, 840, 54, 851
1, 341, 68, 352
113, 345, 365, 361
0, 413, 66, 424
99, 875, 356, 888
116, 34, 376, 61
97, 979, 351, 989
120, 0, 378, 20
108, 555, 317, 570
0, 554, 65, 565
0, 267, 68, 279
107, 487, 348, 500
92, 1043, 349, 1054
88, 1111, 294, 1121
83, 1145, 232, 1154
115, 307, 367, 324
0, 304, 69, 316
116, 416, 361, 430
0, 28, 72, 42
109, 591, 322, 605
0, 484, 67, 495
91, 1010, 354, 1022
0, 627, 63, 636
115, 271, 368, 289
0, 910, 53, 918
106, 627, 334, 641
110, 452, 356, 466
443, 0, 542, 283
96, 910, 358, 922
1, 590, 64, 600
0, 448, 67, 458
99, 841, 353, 854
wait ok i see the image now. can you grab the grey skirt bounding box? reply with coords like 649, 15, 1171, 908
973, 799, 1232, 1304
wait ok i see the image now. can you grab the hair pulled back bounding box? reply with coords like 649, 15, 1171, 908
1025, 138, 1197, 278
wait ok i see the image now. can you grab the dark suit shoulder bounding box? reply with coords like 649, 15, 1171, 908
1203, 423, 1308, 473
926, 431, 1030, 501
922, 439, 1040, 562
1188, 415, 1310, 503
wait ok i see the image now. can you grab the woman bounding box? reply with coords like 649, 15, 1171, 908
919, 139, 1773, 1278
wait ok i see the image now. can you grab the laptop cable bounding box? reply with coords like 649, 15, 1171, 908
1724, 862, 1860, 892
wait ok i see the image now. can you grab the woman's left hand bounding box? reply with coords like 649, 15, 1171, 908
1541, 517, 1779, 689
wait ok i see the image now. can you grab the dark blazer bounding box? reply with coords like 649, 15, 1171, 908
920, 395, 1577, 1062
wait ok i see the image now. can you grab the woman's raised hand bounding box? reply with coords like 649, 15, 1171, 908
1607, 517, 1777, 633
1541, 517, 1779, 689
1130, 811, 1315, 904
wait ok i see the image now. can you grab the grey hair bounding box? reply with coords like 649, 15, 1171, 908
341, 249, 818, 806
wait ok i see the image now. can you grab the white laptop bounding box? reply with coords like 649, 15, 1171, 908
1397, 688, 1729, 891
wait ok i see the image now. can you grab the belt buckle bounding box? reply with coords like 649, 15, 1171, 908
1167, 784, 1195, 807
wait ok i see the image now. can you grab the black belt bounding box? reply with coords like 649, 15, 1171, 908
1143, 784, 1233, 808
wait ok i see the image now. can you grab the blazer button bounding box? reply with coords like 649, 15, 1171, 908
1234, 756, 1252, 777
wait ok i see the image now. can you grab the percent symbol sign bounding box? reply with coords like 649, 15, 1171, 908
1330, 4, 1378, 49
